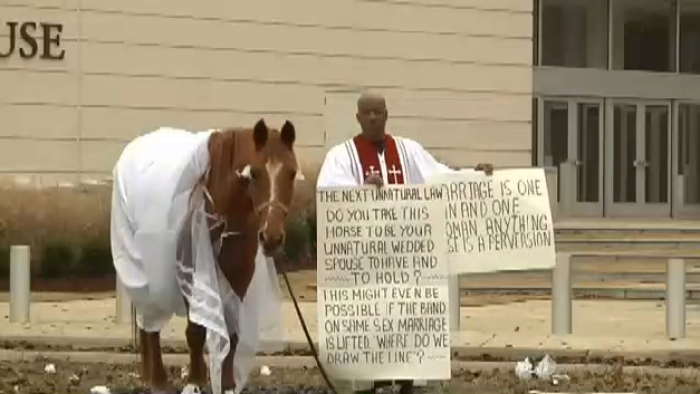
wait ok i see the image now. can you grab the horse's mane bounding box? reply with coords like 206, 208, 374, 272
202, 128, 250, 218
196, 123, 292, 229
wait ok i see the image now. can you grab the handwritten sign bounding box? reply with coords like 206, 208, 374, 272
316, 184, 451, 381
428, 168, 556, 274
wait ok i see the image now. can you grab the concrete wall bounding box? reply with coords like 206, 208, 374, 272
0, 0, 534, 186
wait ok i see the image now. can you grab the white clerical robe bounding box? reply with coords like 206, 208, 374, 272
316, 133, 474, 390
316, 133, 474, 187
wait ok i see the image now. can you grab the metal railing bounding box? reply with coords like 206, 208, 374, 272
446, 248, 695, 340
550, 252, 692, 340
6, 245, 694, 341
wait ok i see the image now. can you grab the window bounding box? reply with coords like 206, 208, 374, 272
678, 104, 700, 204
611, 0, 676, 72
680, 0, 700, 74
539, 0, 609, 68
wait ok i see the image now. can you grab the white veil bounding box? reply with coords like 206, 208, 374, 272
169, 133, 285, 394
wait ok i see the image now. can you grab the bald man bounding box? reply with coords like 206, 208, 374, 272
317, 92, 493, 394
317, 91, 493, 187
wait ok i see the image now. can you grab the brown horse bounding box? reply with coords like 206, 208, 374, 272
117, 119, 301, 394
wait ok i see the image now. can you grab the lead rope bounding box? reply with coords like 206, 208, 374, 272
276, 249, 339, 394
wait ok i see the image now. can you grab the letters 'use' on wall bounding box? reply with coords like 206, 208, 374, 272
315, 168, 556, 380
0, 21, 65, 60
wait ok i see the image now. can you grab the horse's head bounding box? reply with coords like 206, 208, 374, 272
206, 118, 302, 257
247, 118, 302, 255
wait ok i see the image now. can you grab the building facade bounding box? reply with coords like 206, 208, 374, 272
0, 0, 532, 184
2, 0, 699, 221
535, 0, 700, 220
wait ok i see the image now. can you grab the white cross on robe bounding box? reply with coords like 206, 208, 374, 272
364, 165, 381, 178
388, 164, 402, 184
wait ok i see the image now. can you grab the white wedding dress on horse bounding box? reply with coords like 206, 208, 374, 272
110, 127, 284, 394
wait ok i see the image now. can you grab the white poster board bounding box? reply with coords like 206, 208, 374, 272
428, 168, 556, 274
316, 184, 452, 381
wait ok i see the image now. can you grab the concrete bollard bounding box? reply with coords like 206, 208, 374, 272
666, 258, 686, 340
9, 245, 31, 323
552, 253, 572, 335
115, 278, 132, 324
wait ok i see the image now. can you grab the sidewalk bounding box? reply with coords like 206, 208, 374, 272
2, 295, 699, 360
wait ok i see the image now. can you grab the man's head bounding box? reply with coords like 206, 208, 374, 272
356, 91, 388, 141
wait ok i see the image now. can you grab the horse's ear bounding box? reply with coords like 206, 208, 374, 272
253, 118, 268, 149
280, 120, 296, 148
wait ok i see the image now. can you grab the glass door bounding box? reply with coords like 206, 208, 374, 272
539, 99, 569, 211
672, 101, 700, 218
537, 97, 604, 217
605, 100, 672, 217
574, 100, 604, 216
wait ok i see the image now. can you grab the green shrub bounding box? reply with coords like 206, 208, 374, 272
76, 237, 113, 277
306, 213, 317, 253
42, 240, 75, 278
0, 167, 322, 278
0, 182, 112, 279
283, 215, 312, 264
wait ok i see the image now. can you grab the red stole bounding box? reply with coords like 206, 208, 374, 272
352, 134, 405, 185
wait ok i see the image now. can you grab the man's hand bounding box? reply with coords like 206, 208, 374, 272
474, 162, 494, 176
364, 174, 384, 187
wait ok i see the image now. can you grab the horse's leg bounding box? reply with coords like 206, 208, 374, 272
185, 317, 208, 386
141, 328, 169, 391
178, 210, 207, 389
150, 331, 169, 390
139, 328, 152, 386
221, 333, 239, 392
219, 239, 257, 392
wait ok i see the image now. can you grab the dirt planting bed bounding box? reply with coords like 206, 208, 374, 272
2, 357, 700, 394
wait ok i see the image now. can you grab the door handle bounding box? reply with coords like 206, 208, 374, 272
634, 160, 649, 167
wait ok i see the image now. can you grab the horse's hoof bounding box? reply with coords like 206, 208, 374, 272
181, 384, 203, 394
